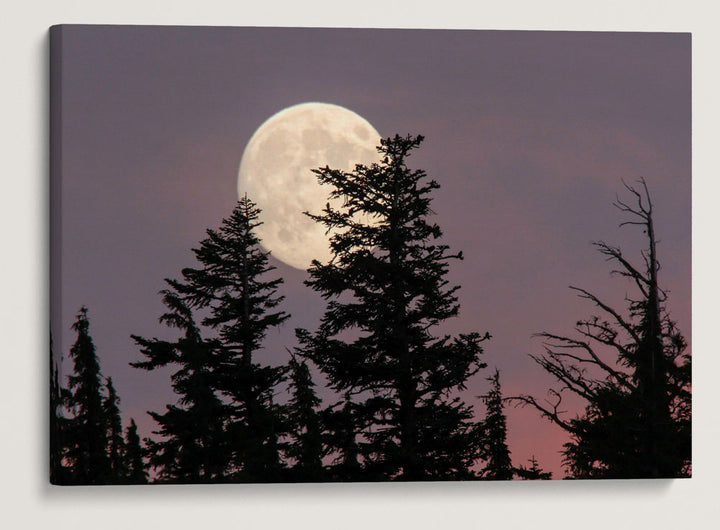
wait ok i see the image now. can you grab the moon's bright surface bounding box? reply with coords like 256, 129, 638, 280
238, 102, 382, 270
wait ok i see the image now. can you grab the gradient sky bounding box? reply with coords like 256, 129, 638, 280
51, 25, 691, 478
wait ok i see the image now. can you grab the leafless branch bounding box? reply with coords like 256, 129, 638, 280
507, 390, 577, 434
536, 332, 629, 387
615, 178, 652, 221
568, 286, 641, 344
529, 352, 597, 402
594, 242, 651, 294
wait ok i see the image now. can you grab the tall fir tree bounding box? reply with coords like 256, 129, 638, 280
132, 291, 229, 482
478, 369, 514, 480
172, 197, 289, 481
515, 179, 690, 478
123, 419, 148, 484
284, 356, 324, 481
64, 306, 110, 484
297, 134, 489, 481
103, 377, 127, 481
135, 197, 290, 482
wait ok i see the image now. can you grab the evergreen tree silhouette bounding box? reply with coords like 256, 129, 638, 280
134, 197, 289, 482
123, 419, 148, 484
52, 309, 135, 485
132, 292, 228, 482
322, 392, 364, 481
173, 196, 289, 482
104, 377, 127, 481
64, 307, 110, 484
297, 134, 489, 481
284, 355, 324, 481
515, 455, 552, 480
513, 179, 690, 478
479, 369, 514, 480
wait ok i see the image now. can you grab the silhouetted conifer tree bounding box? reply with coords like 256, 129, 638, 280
103, 377, 126, 481
515, 455, 552, 480
479, 369, 514, 480
132, 292, 228, 482
64, 307, 110, 484
136, 197, 290, 482
322, 393, 364, 481
284, 356, 324, 481
123, 419, 148, 484
297, 134, 489, 481
174, 197, 289, 482
514, 179, 690, 478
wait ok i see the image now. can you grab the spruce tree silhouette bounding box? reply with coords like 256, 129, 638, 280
296, 134, 490, 481
52, 309, 139, 485
104, 377, 127, 481
123, 419, 148, 484
64, 307, 111, 484
132, 292, 229, 482
479, 369, 514, 480
515, 456, 552, 480
133, 196, 290, 482
513, 179, 690, 478
321, 392, 364, 481
284, 355, 324, 481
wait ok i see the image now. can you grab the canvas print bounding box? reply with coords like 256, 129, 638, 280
49, 25, 691, 484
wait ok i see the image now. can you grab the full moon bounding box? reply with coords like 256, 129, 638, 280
237, 102, 382, 269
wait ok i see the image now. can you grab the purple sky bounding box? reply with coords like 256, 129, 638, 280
51, 26, 690, 478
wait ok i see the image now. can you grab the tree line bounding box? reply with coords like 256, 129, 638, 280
50, 308, 147, 484
50, 135, 690, 484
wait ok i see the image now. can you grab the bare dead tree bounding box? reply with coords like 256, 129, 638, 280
511, 179, 690, 478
